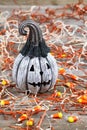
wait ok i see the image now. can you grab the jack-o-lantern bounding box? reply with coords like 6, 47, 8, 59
12, 20, 58, 94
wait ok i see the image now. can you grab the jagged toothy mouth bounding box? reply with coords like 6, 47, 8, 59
28, 80, 51, 87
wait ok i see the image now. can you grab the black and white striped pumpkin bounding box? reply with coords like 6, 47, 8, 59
12, 20, 58, 94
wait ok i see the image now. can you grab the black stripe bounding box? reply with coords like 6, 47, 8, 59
46, 57, 53, 91
38, 57, 43, 92
16, 55, 25, 86
25, 58, 30, 92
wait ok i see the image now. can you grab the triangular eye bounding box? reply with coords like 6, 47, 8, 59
46, 63, 50, 69
30, 65, 34, 71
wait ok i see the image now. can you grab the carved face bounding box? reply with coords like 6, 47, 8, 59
12, 53, 58, 94
27, 56, 52, 93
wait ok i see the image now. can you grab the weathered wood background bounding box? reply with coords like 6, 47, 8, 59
0, 0, 87, 5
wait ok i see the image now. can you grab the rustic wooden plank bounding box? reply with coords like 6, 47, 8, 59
0, 0, 87, 5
